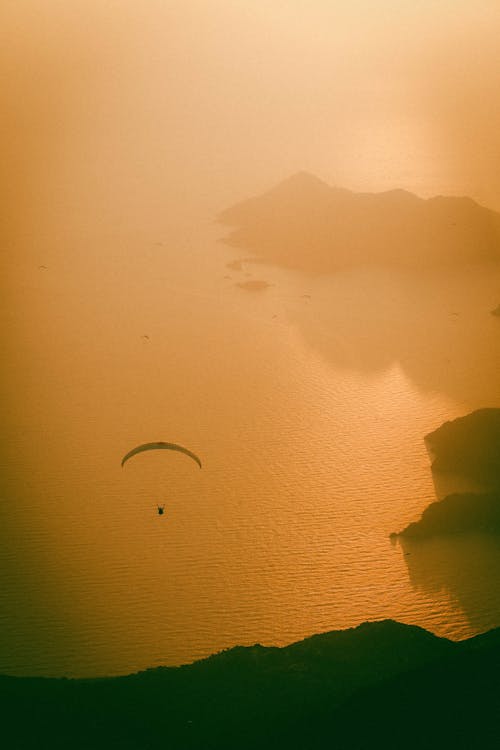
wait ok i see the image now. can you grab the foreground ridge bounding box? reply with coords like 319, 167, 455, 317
1, 620, 499, 749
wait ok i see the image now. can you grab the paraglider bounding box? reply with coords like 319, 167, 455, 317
121, 442, 202, 469
122, 442, 201, 517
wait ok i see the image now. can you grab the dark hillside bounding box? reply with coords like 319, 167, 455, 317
1, 620, 499, 749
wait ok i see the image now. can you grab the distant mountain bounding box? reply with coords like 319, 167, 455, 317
1, 619, 499, 749
219, 173, 500, 270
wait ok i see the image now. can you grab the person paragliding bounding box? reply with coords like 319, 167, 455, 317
121, 441, 202, 516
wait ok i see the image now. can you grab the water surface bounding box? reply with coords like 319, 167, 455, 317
2, 220, 500, 677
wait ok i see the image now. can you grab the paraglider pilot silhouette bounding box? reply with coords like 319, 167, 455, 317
121, 441, 202, 515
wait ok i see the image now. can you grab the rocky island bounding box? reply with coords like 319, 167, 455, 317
236, 279, 272, 292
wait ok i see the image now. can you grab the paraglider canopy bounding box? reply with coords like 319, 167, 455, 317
121, 441, 202, 469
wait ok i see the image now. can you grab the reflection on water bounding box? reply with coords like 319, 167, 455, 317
400, 533, 500, 637
283, 263, 500, 406
1, 222, 500, 677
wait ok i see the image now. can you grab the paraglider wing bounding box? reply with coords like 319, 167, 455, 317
121, 442, 202, 469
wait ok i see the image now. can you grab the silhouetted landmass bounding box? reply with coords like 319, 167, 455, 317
491, 303, 500, 316
218, 172, 500, 271
394, 492, 500, 538
1, 620, 500, 749
392, 410, 500, 538
425, 408, 500, 486
236, 279, 271, 291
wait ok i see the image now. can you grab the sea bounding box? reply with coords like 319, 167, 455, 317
2, 217, 500, 677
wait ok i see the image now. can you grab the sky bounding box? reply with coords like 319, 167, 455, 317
2, 0, 500, 244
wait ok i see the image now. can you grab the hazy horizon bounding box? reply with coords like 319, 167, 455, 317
3, 0, 500, 241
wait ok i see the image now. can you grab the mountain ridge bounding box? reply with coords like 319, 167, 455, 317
219, 173, 500, 270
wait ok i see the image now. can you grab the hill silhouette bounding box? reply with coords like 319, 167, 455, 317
425, 408, 500, 486
392, 410, 500, 538
219, 172, 500, 270
396, 491, 500, 538
1, 620, 499, 749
